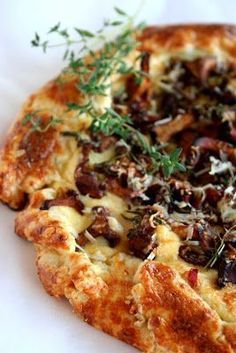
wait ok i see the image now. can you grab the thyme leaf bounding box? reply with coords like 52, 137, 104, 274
114, 7, 128, 16
205, 225, 236, 269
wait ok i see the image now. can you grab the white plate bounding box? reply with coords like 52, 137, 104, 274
0, 1, 235, 352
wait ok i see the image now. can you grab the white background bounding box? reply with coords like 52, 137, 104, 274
0, 1, 235, 352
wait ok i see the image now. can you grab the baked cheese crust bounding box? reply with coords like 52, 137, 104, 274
1, 25, 236, 352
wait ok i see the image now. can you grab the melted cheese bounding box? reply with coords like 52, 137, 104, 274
81, 192, 127, 220
89, 147, 114, 165
49, 206, 92, 236
49, 206, 235, 322
48, 191, 129, 256
52, 144, 115, 191
84, 236, 119, 261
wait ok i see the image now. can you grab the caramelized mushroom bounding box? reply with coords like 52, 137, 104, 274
218, 258, 236, 287
185, 57, 217, 83
128, 213, 157, 259
179, 244, 210, 266
194, 137, 236, 162
75, 167, 105, 199
41, 190, 84, 214
85, 206, 120, 247
155, 113, 194, 143
126, 52, 152, 103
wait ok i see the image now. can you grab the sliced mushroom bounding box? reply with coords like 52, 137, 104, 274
218, 257, 236, 287
140, 51, 150, 73
128, 213, 158, 259
178, 244, 210, 266
84, 206, 120, 247
185, 57, 217, 83
75, 167, 105, 199
129, 100, 160, 131
126, 52, 152, 103
41, 190, 84, 214
155, 113, 194, 143
194, 137, 236, 162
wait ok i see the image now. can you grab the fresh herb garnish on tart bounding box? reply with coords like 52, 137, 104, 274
27, 7, 185, 178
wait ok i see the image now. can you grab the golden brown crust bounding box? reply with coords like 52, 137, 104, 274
0, 95, 60, 209
134, 262, 234, 353
1, 24, 236, 353
224, 324, 236, 351
46, 79, 81, 105
15, 209, 70, 249
67, 257, 155, 352
0, 79, 83, 209
139, 24, 236, 59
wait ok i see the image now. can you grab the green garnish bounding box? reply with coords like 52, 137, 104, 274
22, 112, 60, 132
205, 225, 236, 269
205, 238, 225, 269
91, 107, 185, 177
28, 7, 185, 177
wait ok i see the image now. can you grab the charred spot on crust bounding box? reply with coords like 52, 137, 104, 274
20, 117, 57, 165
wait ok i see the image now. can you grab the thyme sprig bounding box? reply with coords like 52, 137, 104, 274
205, 225, 236, 269
22, 112, 61, 132
205, 238, 225, 269
29, 7, 185, 177
92, 107, 185, 177
31, 7, 142, 81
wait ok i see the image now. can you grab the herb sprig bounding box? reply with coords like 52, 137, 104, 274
91, 107, 185, 177
205, 238, 225, 269
22, 112, 60, 132
205, 225, 236, 269
29, 7, 185, 177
